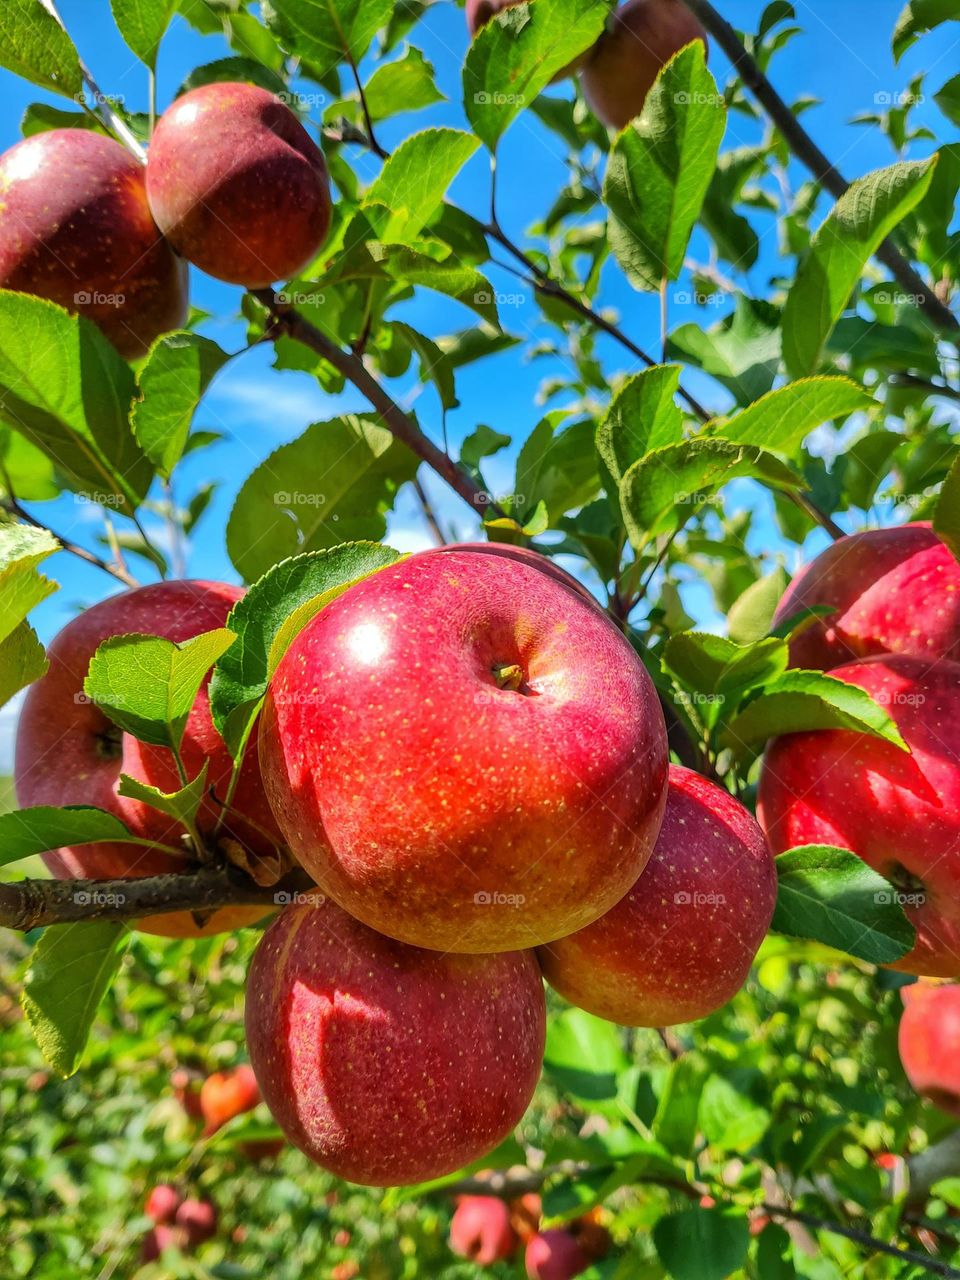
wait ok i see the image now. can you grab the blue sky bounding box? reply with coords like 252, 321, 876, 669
0, 0, 956, 759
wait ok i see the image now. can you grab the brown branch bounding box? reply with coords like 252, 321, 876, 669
1, 499, 139, 589
252, 288, 493, 518
0, 866, 315, 931
684, 0, 958, 335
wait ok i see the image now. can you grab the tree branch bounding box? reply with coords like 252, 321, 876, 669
907, 1132, 960, 1206
684, 0, 958, 335
0, 866, 315, 931
252, 287, 495, 518
1, 496, 139, 589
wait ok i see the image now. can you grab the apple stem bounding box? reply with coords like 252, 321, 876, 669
493, 663, 525, 692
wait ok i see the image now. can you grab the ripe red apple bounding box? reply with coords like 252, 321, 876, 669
450, 1195, 518, 1264
538, 765, 776, 1025
172, 1066, 204, 1119
200, 1064, 261, 1135
772, 523, 960, 671
146, 82, 331, 286
758, 655, 960, 977
0, 129, 187, 358
175, 1199, 218, 1246
465, 0, 589, 79
14, 580, 282, 937
579, 0, 708, 131
525, 1229, 589, 1280
244, 899, 547, 1186
141, 1224, 184, 1261
145, 1184, 181, 1225
898, 982, 960, 1115
428, 542, 602, 612
259, 549, 668, 952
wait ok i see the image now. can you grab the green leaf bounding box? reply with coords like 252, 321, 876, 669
722, 670, 909, 752
0, 0, 83, 98
177, 55, 290, 99
0, 805, 134, 868
664, 632, 788, 700
667, 295, 781, 406
596, 365, 684, 485
131, 332, 231, 477
620, 439, 802, 551
226, 415, 418, 583
460, 424, 511, 472
20, 101, 105, 137
0, 522, 59, 643
117, 762, 209, 829
84, 629, 235, 751
363, 129, 479, 242
22, 922, 129, 1077
363, 46, 444, 121
782, 159, 938, 378
726, 568, 790, 645
772, 845, 916, 964
935, 72, 960, 125
604, 43, 726, 292
109, 0, 177, 69
543, 1008, 627, 1105
369, 243, 502, 327
934, 452, 960, 562
699, 1076, 771, 1154
391, 323, 457, 411
462, 0, 609, 152
209, 542, 401, 754
0, 425, 59, 500
0, 620, 47, 709
654, 1053, 709, 1155
711, 377, 873, 456
893, 0, 960, 60
654, 1207, 750, 1280
266, 0, 393, 71
512, 416, 600, 524
0, 292, 150, 515
754, 1225, 797, 1280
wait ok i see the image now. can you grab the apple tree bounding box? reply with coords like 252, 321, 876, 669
1, 0, 960, 1277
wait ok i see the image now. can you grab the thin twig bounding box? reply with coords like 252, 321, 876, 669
412, 474, 447, 545
2, 495, 139, 589
683, 0, 958, 335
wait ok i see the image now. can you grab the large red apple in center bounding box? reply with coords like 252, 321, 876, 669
14, 580, 282, 937
259, 550, 668, 952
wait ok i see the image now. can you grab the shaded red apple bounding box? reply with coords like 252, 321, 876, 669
141, 1225, 185, 1261
145, 1184, 181, 1225
898, 982, 960, 1115
259, 549, 668, 952
450, 1195, 518, 1264
175, 1199, 217, 1246
579, 0, 707, 131
0, 129, 187, 358
538, 765, 776, 1025
465, 0, 590, 79
172, 1066, 204, 1120
146, 82, 330, 286
758, 655, 960, 977
772, 523, 960, 671
525, 1228, 589, 1280
200, 1064, 261, 1135
14, 580, 282, 937
244, 900, 546, 1186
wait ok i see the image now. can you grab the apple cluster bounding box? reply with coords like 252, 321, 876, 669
450, 1187, 611, 1279
0, 81, 330, 357
466, 0, 708, 130
16, 545, 779, 1189
757, 521, 960, 978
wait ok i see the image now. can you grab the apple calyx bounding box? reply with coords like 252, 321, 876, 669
493, 662, 526, 691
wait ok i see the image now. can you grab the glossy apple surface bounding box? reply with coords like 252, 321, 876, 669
758, 655, 960, 977
427, 541, 602, 610
146, 82, 331, 286
899, 982, 960, 1115
14, 579, 281, 937
0, 129, 187, 357
538, 765, 776, 1025
260, 549, 668, 952
772, 522, 960, 670
579, 0, 707, 131
244, 900, 546, 1186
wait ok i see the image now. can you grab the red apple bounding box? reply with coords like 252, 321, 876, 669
0, 129, 187, 358
145, 1184, 181, 1225
772, 523, 960, 671
429, 542, 602, 611
171, 1066, 204, 1119
758, 655, 960, 977
525, 1229, 589, 1280
141, 1225, 184, 1261
538, 765, 776, 1025
146, 82, 331, 286
244, 899, 546, 1186
450, 1195, 518, 1264
579, 0, 708, 131
175, 1199, 217, 1246
259, 549, 668, 952
898, 982, 960, 1115
14, 580, 282, 937
200, 1064, 261, 1135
